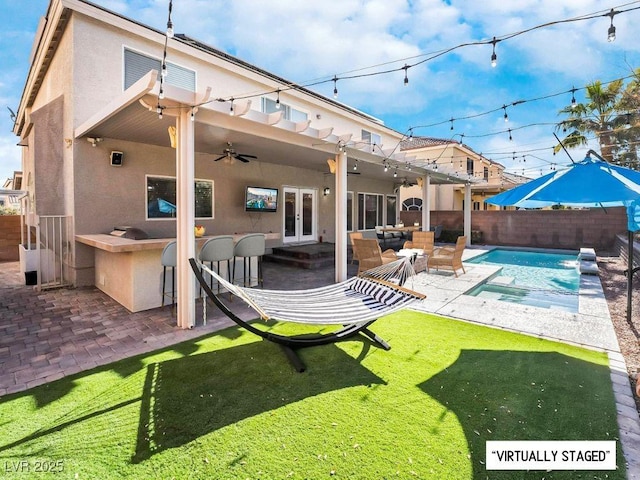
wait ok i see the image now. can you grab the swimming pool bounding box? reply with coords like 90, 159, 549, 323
465, 249, 580, 312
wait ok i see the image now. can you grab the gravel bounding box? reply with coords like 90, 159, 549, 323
598, 255, 640, 413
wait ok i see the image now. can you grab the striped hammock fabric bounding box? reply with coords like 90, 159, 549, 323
198, 257, 424, 325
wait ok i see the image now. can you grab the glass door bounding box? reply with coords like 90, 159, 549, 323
283, 187, 317, 244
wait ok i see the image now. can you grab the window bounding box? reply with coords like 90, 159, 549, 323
261, 98, 308, 122
124, 48, 196, 91
484, 166, 489, 180
146, 175, 213, 220
357, 193, 383, 230
362, 129, 381, 147
402, 197, 423, 211
467, 158, 474, 176
347, 191, 354, 232
473, 201, 481, 211
386, 195, 397, 226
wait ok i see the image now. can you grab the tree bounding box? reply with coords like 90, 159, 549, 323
556, 73, 640, 168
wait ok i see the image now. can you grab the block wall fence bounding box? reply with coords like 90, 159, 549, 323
401, 207, 628, 252
0, 215, 22, 262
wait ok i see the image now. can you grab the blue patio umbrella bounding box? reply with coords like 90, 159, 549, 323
486, 150, 640, 320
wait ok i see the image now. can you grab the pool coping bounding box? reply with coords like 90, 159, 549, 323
407, 245, 640, 478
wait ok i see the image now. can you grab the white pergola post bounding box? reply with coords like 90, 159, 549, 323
422, 175, 431, 231
335, 151, 348, 282
176, 109, 196, 328
463, 183, 472, 246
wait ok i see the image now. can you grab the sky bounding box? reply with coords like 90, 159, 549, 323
1, 0, 640, 185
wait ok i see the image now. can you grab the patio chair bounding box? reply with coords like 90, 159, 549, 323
427, 236, 467, 277
403, 230, 434, 257
353, 238, 398, 275
349, 232, 363, 265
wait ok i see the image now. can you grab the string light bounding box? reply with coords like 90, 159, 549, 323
156, 105, 163, 119
407, 128, 413, 141
607, 9, 617, 42
275, 89, 281, 109
353, 160, 358, 171
191, 108, 195, 121
570, 87, 577, 108
159, 86, 165, 100
393, 167, 398, 178
166, 0, 174, 38
450, 118, 454, 131
508, 128, 512, 141
490, 37, 498, 68
229, 97, 234, 115
333, 76, 338, 99
403, 64, 409, 86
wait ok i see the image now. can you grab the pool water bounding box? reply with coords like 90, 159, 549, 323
465, 249, 580, 312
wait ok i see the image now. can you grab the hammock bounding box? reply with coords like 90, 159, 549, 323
189, 257, 425, 372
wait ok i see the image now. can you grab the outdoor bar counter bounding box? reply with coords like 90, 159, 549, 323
76, 233, 280, 312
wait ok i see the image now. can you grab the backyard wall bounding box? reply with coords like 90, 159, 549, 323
0, 215, 21, 261
401, 208, 628, 252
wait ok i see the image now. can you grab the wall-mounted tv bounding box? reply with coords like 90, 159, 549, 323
245, 186, 278, 212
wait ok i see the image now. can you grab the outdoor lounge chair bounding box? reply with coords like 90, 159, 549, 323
427, 235, 467, 277
403, 230, 434, 257
353, 238, 398, 275
189, 257, 424, 372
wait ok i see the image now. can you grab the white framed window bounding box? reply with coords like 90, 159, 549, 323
357, 192, 384, 230
402, 197, 422, 211
146, 175, 213, 220
261, 97, 308, 122
124, 48, 196, 91
362, 129, 381, 147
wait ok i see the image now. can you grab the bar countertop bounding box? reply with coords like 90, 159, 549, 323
76, 232, 281, 253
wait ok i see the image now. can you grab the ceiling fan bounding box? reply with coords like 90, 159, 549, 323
214, 142, 257, 163
394, 177, 417, 193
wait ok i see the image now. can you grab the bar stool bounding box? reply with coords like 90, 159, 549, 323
233, 233, 265, 288
161, 240, 177, 307
199, 236, 234, 293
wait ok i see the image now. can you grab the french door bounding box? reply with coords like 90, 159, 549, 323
283, 187, 317, 244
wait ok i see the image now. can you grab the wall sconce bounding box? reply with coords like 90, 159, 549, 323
87, 137, 103, 147
323, 187, 331, 196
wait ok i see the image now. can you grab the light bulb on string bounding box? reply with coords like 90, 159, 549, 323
229, 98, 234, 115
490, 37, 498, 68
275, 89, 281, 109
503, 105, 509, 122
161, 62, 168, 78
190, 108, 195, 122
166, 0, 174, 38
407, 129, 413, 141
450, 118, 454, 131
403, 64, 409, 86
508, 128, 512, 141
353, 161, 358, 171
570, 87, 577, 109
332, 76, 338, 99
607, 9, 616, 42
159, 87, 165, 100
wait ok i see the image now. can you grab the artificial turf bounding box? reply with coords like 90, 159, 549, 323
0, 311, 625, 479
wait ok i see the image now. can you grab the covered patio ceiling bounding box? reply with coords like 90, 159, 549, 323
74, 72, 482, 187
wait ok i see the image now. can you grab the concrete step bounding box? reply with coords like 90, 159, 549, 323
263, 253, 335, 270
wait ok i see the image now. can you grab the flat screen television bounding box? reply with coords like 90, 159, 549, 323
245, 186, 278, 212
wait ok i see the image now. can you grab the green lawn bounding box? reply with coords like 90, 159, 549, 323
0, 312, 625, 479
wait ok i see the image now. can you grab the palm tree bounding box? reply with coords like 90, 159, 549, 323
555, 79, 630, 165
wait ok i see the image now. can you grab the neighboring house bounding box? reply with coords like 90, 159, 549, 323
399, 137, 529, 211
0, 172, 24, 211
13, 0, 482, 326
